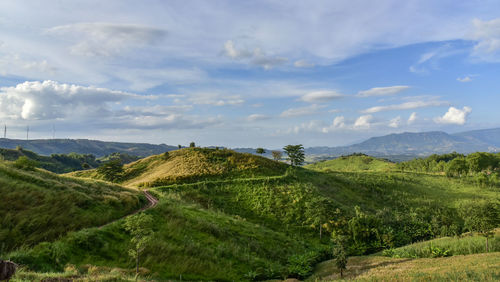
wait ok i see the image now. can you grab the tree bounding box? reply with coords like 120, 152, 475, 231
332, 236, 348, 278
97, 159, 123, 182
459, 200, 500, 252
283, 144, 305, 166
178, 144, 182, 149
13, 156, 38, 170
124, 213, 154, 278
189, 142, 196, 148
271, 150, 282, 161
256, 147, 266, 155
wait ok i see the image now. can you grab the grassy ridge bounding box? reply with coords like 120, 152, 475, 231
305, 154, 394, 172
381, 229, 500, 258
0, 161, 145, 253
71, 148, 287, 187
309, 252, 500, 281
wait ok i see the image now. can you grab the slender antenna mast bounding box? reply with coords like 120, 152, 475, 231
3, 124, 5, 139
26, 125, 29, 140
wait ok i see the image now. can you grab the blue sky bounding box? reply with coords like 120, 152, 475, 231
1, 0, 500, 148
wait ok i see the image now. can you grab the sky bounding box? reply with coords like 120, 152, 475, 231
1, 0, 500, 148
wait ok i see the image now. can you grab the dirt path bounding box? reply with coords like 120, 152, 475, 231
99, 190, 158, 229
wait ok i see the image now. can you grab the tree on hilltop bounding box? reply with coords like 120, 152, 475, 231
271, 150, 282, 161
256, 148, 266, 155
283, 144, 305, 166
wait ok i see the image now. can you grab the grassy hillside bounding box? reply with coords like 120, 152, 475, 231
6, 151, 500, 281
309, 252, 500, 281
305, 154, 394, 172
0, 161, 145, 253
72, 147, 288, 187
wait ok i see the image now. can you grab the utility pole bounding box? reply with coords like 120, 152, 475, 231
3, 124, 5, 139
26, 125, 29, 140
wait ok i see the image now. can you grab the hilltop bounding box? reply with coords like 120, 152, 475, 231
0, 138, 176, 157
305, 154, 394, 172
72, 147, 288, 187
0, 160, 144, 253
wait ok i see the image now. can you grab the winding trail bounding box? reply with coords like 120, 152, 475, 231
98, 190, 158, 229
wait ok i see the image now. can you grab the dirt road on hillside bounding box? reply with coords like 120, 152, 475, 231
99, 190, 158, 228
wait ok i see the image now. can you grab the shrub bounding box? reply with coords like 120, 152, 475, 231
13, 156, 38, 170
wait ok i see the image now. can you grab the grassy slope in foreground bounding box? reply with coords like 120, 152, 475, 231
8, 194, 323, 281
0, 161, 145, 253
305, 154, 394, 172
310, 253, 500, 281
72, 147, 287, 187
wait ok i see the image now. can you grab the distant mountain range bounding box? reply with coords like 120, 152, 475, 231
0, 138, 176, 157
1, 128, 499, 160
305, 128, 500, 159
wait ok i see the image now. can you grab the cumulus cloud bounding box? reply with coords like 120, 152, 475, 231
469, 18, 500, 62
361, 100, 448, 114
47, 22, 167, 57
294, 59, 315, 68
357, 86, 410, 97
322, 116, 346, 133
280, 104, 325, 117
434, 106, 472, 125
0, 80, 142, 120
223, 40, 288, 69
246, 114, 271, 121
301, 90, 344, 103
354, 115, 373, 129
408, 112, 417, 124
388, 116, 402, 128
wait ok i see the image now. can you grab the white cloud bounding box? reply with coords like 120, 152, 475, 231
188, 93, 244, 106
223, 40, 288, 69
457, 75, 476, 82
408, 112, 417, 124
409, 44, 464, 73
47, 22, 167, 57
469, 18, 500, 62
247, 114, 271, 121
322, 116, 346, 133
0, 80, 141, 120
301, 90, 344, 103
294, 59, 315, 68
357, 86, 410, 97
434, 106, 472, 125
354, 115, 373, 129
361, 100, 448, 114
280, 104, 325, 117
388, 116, 402, 128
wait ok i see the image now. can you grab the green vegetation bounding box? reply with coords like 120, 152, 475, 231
381, 229, 500, 259
0, 161, 144, 253
71, 147, 288, 187
4, 151, 500, 281
309, 252, 500, 281
306, 153, 394, 172
284, 144, 305, 166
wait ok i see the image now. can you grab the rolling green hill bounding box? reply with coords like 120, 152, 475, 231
72, 147, 288, 187
0, 160, 145, 253
305, 154, 394, 172
5, 152, 500, 281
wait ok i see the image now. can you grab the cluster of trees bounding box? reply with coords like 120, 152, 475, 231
397, 152, 500, 184
255, 145, 305, 165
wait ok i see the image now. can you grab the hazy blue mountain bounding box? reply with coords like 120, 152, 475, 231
0, 138, 176, 157
305, 128, 500, 159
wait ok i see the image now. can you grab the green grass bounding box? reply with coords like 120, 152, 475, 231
305, 154, 394, 172
309, 252, 500, 281
8, 194, 326, 281
71, 147, 288, 187
380, 229, 500, 258
0, 161, 145, 253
